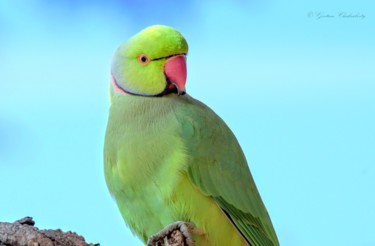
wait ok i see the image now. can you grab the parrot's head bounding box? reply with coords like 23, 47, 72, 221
111, 25, 188, 99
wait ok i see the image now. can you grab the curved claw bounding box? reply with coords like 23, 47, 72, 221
147, 221, 195, 246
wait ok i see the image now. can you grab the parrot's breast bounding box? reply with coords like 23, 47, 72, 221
104, 95, 247, 245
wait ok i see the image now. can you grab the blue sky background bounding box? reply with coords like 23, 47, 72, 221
1, 1, 374, 245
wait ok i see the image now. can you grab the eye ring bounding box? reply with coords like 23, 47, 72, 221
138, 54, 150, 65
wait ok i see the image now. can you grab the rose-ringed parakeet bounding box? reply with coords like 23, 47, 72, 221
104, 25, 279, 246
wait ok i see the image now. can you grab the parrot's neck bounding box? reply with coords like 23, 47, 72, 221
110, 74, 182, 98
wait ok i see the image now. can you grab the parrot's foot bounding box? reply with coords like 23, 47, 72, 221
147, 221, 195, 246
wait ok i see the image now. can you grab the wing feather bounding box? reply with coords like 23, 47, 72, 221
178, 97, 279, 246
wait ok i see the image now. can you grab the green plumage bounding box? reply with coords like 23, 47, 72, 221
104, 25, 279, 246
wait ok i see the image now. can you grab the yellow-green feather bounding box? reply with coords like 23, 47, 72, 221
121, 25, 188, 59
104, 94, 279, 245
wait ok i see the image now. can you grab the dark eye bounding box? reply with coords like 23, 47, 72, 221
138, 54, 150, 65
140, 56, 147, 63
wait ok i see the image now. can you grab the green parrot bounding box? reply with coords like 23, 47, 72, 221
104, 25, 279, 246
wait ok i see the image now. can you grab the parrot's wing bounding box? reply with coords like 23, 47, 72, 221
179, 97, 279, 246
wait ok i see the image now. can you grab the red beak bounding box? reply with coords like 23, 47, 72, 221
164, 55, 187, 95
